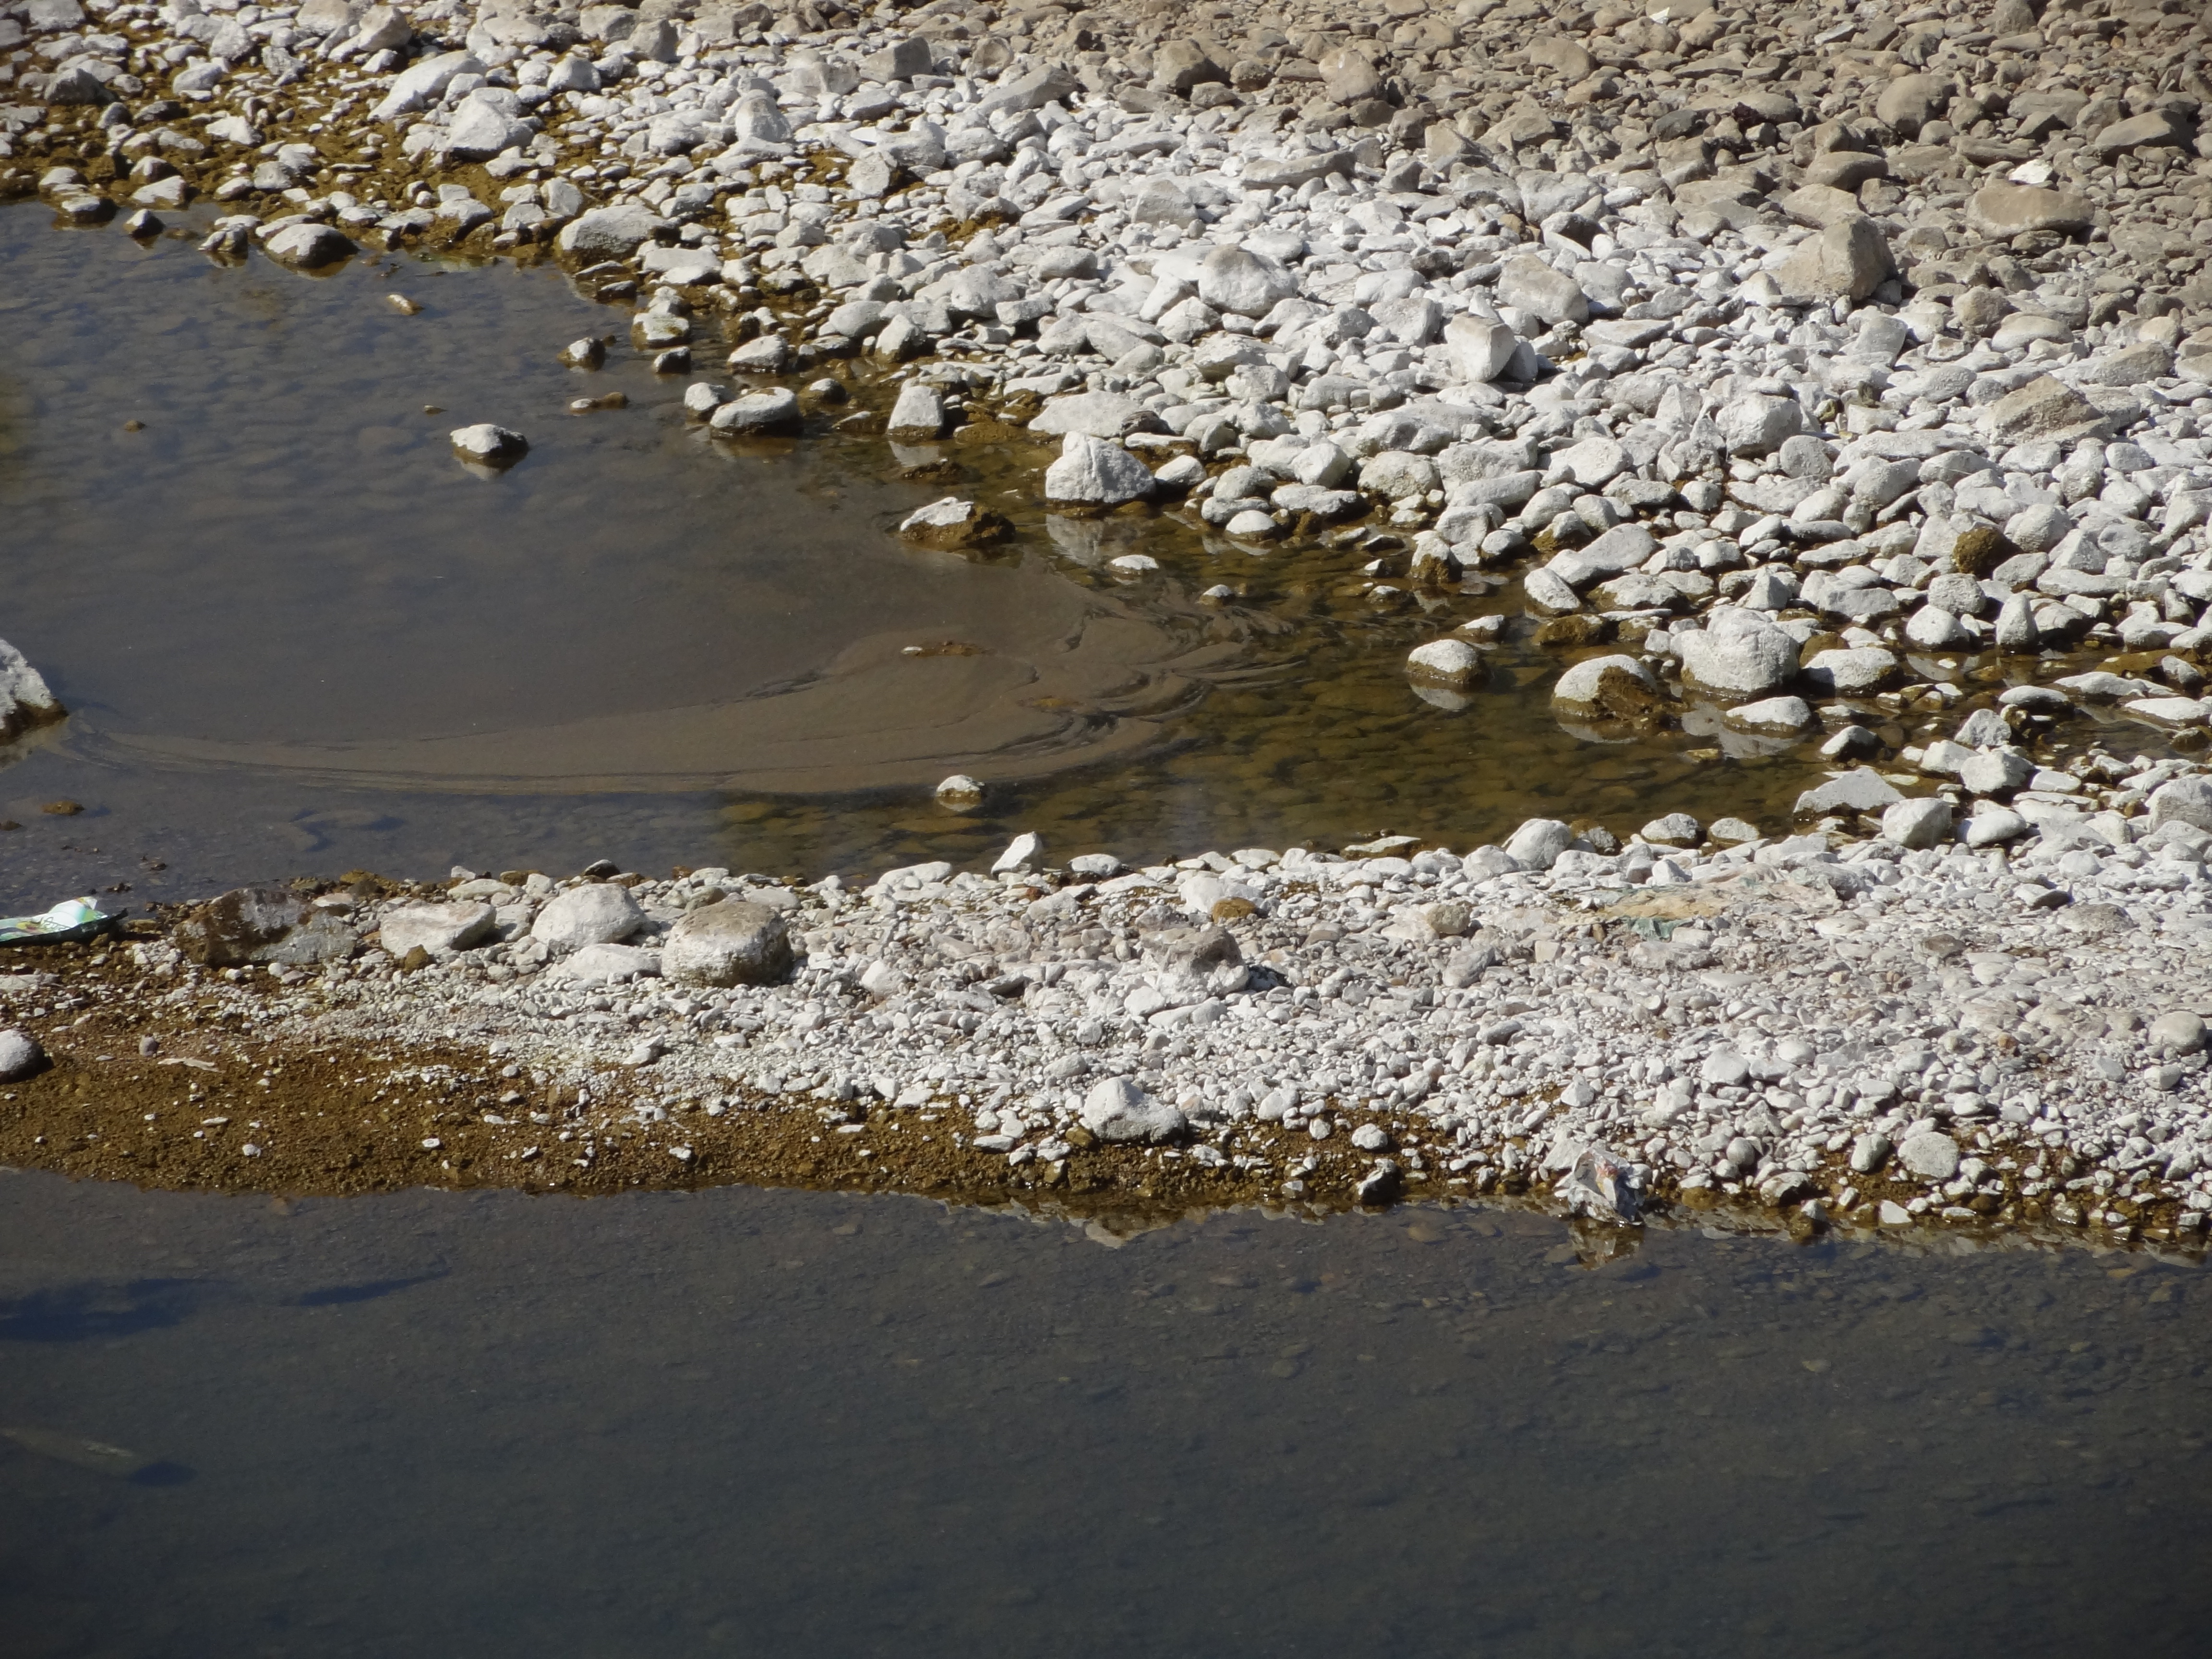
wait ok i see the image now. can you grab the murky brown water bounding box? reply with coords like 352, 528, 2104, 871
2, 1168, 2205, 1657
0, 202, 2084, 912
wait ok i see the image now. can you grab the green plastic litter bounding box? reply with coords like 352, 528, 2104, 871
0, 897, 111, 946
1623, 917, 1679, 941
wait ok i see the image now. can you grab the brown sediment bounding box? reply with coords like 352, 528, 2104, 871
0, 921, 2191, 1260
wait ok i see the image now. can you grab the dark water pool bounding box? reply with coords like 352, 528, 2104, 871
0, 202, 1848, 912
2, 1168, 2205, 1657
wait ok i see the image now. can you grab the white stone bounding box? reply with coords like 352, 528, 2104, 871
531, 884, 645, 951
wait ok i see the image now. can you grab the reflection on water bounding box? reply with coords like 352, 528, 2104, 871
1, 1168, 2205, 1657
0, 203, 1877, 909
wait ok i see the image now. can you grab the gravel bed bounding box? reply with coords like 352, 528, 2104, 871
6, 2, 2212, 1247
2, 799, 2211, 1255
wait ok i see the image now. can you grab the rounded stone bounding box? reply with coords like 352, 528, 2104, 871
2151, 1010, 2207, 1056
450, 423, 528, 465
1899, 1130, 1961, 1181
0, 1028, 47, 1082
663, 901, 793, 986
936, 773, 984, 810
1406, 638, 1484, 688
531, 883, 645, 950
1552, 652, 1659, 712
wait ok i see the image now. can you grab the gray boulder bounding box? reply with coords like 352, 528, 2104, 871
1794, 767, 1903, 815
1505, 817, 1573, 870
1496, 254, 1588, 325
710, 388, 802, 435
264, 223, 355, 268
1899, 1130, 1961, 1180
2149, 776, 2212, 833
0, 1029, 46, 1082
176, 884, 356, 967
1196, 244, 1298, 316
0, 637, 63, 742
663, 901, 793, 986
1881, 797, 1953, 850
1029, 390, 1158, 438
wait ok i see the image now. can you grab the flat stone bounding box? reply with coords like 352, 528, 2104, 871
1724, 695, 1813, 734
1964, 183, 2095, 241
1029, 390, 1159, 438
380, 901, 496, 958
897, 496, 1012, 548
1795, 767, 1904, 815
555, 204, 668, 259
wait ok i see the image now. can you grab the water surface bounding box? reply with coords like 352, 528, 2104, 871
2, 1169, 2204, 1656
0, 204, 1881, 909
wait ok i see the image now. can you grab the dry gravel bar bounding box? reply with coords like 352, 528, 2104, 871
3, 805, 2212, 1257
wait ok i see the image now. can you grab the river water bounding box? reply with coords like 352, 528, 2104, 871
2, 1167, 2205, 1657
0, 200, 1851, 913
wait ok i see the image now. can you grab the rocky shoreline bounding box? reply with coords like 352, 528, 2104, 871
7, 1, 2212, 776
2, 801, 2210, 1257
5, 0, 2212, 1248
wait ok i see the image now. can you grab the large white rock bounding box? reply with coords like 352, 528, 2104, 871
1882, 797, 1953, 849
1899, 1130, 1961, 1180
1028, 390, 1154, 438
1081, 1077, 1186, 1144
443, 96, 523, 161
885, 380, 946, 440
531, 883, 645, 951
0, 1029, 45, 1082
2149, 776, 2212, 833
555, 204, 667, 258
1496, 254, 1588, 325
1406, 639, 1483, 688
729, 88, 792, 143
1505, 818, 1574, 870
1044, 433, 1154, 506
263, 222, 355, 268
1676, 610, 1800, 697
1716, 394, 1806, 457
1443, 313, 1518, 382
449, 423, 528, 466
1195, 244, 1297, 315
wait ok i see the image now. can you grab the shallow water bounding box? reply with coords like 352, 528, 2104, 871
0, 201, 1868, 909
1, 1167, 2205, 1657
